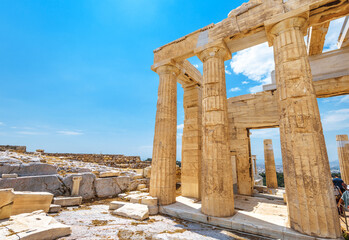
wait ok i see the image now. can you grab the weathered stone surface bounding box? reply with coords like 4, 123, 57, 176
144, 166, 151, 178
129, 195, 142, 203
113, 203, 149, 220
94, 177, 122, 198
127, 178, 148, 191
49, 204, 61, 213
116, 176, 131, 191
12, 191, 53, 215
71, 176, 82, 196
0, 210, 71, 240
0, 188, 15, 220
63, 173, 96, 200
54, 196, 82, 207
137, 184, 146, 190
148, 205, 159, 215
141, 196, 158, 206
0, 175, 66, 196
336, 135, 349, 184
2, 173, 18, 178
99, 171, 119, 178
0, 163, 57, 176
263, 139, 278, 189
109, 201, 127, 210
150, 65, 179, 206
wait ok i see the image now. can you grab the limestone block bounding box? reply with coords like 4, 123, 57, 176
144, 167, 151, 178
53, 196, 82, 207
12, 191, 53, 215
0, 210, 71, 240
116, 176, 131, 191
127, 178, 149, 191
137, 184, 147, 190
71, 176, 82, 196
2, 173, 18, 178
140, 188, 148, 192
99, 171, 120, 178
113, 203, 149, 220
0, 188, 15, 220
129, 195, 142, 204
63, 173, 96, 200
94, 177, 122, 198
109, 201, 127, 210
141, 196, 158, 206
48, 204, 61, 213
0, 175, 65, 196
0, 163, 57, 176
132, 174, 143, 180
148, 205, 159, 215
118, 193, 127, 199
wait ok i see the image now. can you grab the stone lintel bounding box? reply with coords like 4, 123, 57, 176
338, 16, 349, 49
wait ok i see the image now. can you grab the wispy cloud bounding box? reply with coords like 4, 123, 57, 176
339, 95, 349, 104
323, 17, 346, 52
250, 128, 280, 139
225, 66, 232, 75
17, 131, 46, 135
229, 87, 241, 92
177, 124, 184, 130
57, 131, 83, 136
322, 108, 349, 131
242, 81, 249, 85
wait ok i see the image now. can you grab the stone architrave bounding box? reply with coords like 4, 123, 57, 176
263, 139, 278, 189
149, 64, 179, 206
71, 176, 82, 196
196, 45, 235, 217
266, 16, 341, 238
181, 83, 202, 199
336, 135, 349, 184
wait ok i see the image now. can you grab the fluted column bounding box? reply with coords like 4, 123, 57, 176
252, 155, 257, 175
336, 135, 349, 184
267, 17, 341, 238
263, 139, 278, 189
150, 64, 179, 205
197, 46, 234, 217
181, 84, 202, 199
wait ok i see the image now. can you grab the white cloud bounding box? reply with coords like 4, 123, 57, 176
250, 128, 280, 139
225, 66, 232, 75
193, 64, 199, 69
17, 131, 46, 135
229, 87, 241, 92
230, 42, 274, 83
339, 95, 349, 104
323, 17, 346, 52
242, 81, 249, 85
177, 124, 184, 130
177, 133, 183, 138
57, 131, 83, 136
322, 108, 349, 131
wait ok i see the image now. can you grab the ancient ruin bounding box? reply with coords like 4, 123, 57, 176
150, 0, 349, 239
1, 0, 349, 239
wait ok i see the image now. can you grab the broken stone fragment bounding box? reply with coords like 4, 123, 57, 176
0, 188, 15, 220
2, 173, 18, 178
94, 177, 122, 198
148, 205, 159, 215
0, 210, 71, 240
53, 196, 82, 207
112, 203, 149, 220
129, 195, 142, 204
99, 171, 120, 178
63, 173, 96, 200
109, 201, 127, 210
48, 204, 61, 213
137, 184, 147, 190
12, 191, 53, 215
141, 196, 158, 206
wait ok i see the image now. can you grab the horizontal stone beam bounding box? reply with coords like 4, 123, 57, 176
264, 46, 349, 91
307, 22, 330, 56
177, 60, 202, 87
153, 0, 349, 64
338, 16, 349, 49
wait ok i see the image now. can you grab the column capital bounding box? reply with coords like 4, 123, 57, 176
195, 41, 231, 62
151, 59, 180, 75
265, 7, 309, 46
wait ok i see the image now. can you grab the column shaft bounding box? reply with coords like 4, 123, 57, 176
198, 47, 234, 217
150, 65, 178, 205
270, 17, 341, 238
252, 155, 257, 175
181, 84, 202, 199
336, 135, 349, 184
263, 139, 278, 189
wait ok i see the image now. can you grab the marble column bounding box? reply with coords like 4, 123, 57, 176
181, 84, 202, 199
252, 155, 257, 175
150, 64, 179, 205
263, 139, 278, 189
336, 135, 349, 184
197, 46, 234, 217
268, 17, 341, 238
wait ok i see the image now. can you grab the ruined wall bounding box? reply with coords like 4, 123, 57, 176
43, 153, 150, 169
0, 145, 26, 153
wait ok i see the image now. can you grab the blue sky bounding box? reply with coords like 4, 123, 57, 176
0, 1, 348, 166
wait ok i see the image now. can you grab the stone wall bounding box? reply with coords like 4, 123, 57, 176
42, 153, 150, 169
0, 145, 26, 153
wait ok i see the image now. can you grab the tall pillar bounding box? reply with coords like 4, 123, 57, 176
263, 139, 278, 189
336, 135, 349, 184
197, 46, 234, 217
266, 16, 341, 238
181, 84, 202, 199
252, 155, 257, 175
150, 64, 179, 205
